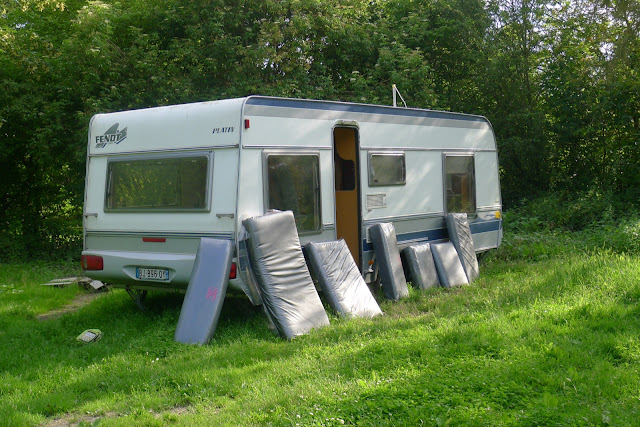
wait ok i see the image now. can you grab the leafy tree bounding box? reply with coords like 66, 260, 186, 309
481, 0, 551, 206
541, 0, 640, 196
0, 0, 87, 258
1, 0, 640, 259
382, 0, 491, 111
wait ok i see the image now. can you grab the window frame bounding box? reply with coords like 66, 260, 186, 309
104, 151, 213, 213
443, 153, 477, 216
262, 150, 322, 235
367, 151, 406, 187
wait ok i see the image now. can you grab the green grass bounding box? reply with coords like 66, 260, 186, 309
1, 241, 640, 426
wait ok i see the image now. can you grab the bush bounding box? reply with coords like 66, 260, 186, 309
493, 190, 640, 262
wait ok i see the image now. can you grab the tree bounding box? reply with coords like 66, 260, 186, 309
0, 0, 87, 258
541, 0, 640, 196
382, 0, 491, 111
481, 0, 551, 206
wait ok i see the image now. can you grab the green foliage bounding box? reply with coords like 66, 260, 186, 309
496, 191, 640, 263
1, 0, 639, 258
506, 190, 637, 233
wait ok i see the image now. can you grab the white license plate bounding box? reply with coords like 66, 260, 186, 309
136, 267, 169, 281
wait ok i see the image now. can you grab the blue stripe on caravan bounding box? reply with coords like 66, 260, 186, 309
470, 219, 502, 234
361, 228, 447, 252
245, 96, 487, 124
361, 219, 502, 252
398, 228, 449, 245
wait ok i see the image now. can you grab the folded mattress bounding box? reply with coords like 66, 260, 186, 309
174, 238, 233, 345
305, 240, 382, 318
431, 242, 469, 288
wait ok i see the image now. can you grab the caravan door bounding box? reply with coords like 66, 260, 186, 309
333, 127, 361, 265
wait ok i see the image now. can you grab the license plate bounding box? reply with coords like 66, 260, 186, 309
136, 267, 169, 281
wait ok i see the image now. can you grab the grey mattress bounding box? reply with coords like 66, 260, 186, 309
305, 240, 382, 318
243, 211, 329, 339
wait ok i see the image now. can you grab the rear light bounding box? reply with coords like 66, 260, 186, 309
229, 262, 237, 279
81, 255, 103, 271
142, 237, 166, 243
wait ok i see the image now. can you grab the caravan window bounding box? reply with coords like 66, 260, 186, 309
444, 154, 476, 214
265, 153, 321, 233
368, 152, 406, 186
105, 154, 210, 211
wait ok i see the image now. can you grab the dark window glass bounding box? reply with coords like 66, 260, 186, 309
334, 149, 356, 191
445, 155, 476, 214
267, 154, 321, 233
106, 156, 208, 210
369, 153, 406, 186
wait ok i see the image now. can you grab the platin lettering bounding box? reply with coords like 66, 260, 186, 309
212, 127, 234, 134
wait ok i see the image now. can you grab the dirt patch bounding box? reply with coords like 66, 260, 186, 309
37, 292, 108, 321
44, 411, 118, 427
43, 407, 191, 426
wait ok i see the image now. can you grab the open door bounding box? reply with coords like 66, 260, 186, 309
333, 127, 361, 265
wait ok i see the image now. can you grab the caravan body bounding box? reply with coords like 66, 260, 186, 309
82, 96, 502, 302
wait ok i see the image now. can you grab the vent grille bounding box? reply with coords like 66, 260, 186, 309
366, 193, 387, 209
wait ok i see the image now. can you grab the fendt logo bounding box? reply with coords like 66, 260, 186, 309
95, 123, 127, 148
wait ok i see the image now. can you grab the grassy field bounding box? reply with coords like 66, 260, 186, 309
1, 234, 640, 426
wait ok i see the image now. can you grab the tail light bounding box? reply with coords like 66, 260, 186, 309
81, 255, 103, 271
229, 262, 237, 279
142, 237, 166, 243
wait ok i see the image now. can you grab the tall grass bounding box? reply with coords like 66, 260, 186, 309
1, 199, 640, 425
503, 189, 640, 257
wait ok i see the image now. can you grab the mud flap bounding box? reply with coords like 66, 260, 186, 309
174, 238, 233, 345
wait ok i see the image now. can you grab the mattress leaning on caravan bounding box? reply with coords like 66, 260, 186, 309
369, 223, 409, 300
403, 243, 440, 290
430, 242, 469, 288
445, 213, 480, 282
242, 211, 330, 340
174, 238, 233, 345
305, 240, 382, 319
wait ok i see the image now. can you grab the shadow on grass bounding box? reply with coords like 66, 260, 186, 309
3, 252, 640, 425
1, 287, 285, 422
288, 253, 640, 425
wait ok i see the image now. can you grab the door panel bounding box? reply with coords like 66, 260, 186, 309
333, 127, 360, 264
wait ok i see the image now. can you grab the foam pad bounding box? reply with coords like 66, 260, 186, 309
431, 242, 469, 288
403, 243, 440, 289
445, 213, 479, 282
243, 211, 329, 339
369, 223, 409, 300
174, 238, 233, 345
305, 240, 382, 318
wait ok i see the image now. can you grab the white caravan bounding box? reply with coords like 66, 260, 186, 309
81, 96, 502, 304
